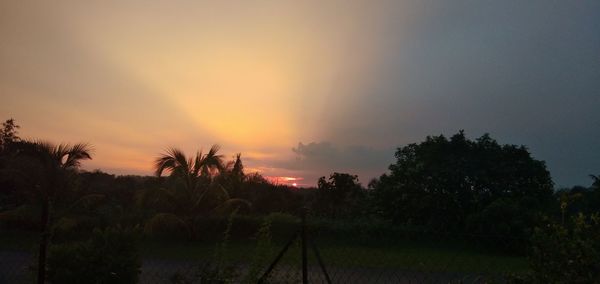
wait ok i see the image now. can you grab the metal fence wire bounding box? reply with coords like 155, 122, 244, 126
1, 212, 529, 284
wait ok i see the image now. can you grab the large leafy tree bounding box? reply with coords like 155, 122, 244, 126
371, 131, 554, 233
4, 141, 93, 284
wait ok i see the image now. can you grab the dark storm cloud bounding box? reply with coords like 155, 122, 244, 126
273, 142, 395, 185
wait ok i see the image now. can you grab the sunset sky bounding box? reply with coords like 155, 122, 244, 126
1, 1, 599, 187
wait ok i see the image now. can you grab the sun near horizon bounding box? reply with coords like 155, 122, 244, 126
1, 1, 599, 187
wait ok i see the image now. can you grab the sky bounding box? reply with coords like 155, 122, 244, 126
1, 0, 599, 187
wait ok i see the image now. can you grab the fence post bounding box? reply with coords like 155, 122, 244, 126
301, 207, 308, 284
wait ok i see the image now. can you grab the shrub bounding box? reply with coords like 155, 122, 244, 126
243, 217, 273, 283
47, 226, 141, 284
529, 214, 600, 283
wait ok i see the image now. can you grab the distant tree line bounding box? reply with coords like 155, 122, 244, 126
1, 118, 600, 282
2, 119, 600, 235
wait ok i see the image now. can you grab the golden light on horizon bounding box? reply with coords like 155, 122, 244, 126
175, 46, 298, 147
1, 1, 396, 184
91, 31, 306, 149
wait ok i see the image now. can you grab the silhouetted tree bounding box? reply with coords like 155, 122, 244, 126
216, 153, 245, 198
142, 146, 249, 239
591, 175, 600, 191
556, 175, 600, 220
230, 153, 244, 179
0, 119, 22, 210
0, 118, 20, 151
5, 141, 93, 284
234, 173, 303, 215
314, 172, 366, 218
371, 131, 553, 234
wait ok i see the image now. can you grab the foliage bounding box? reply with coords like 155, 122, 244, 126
371, 131, 553, 234
2, 140, 93, 283
313, 172, 367, 218
213, 208, 237, 275
47, 226, 141, 284
235, 176, 303, 215
170, 209, 241, 283
528, 214, 600, 283
0, 118, 20, 150
142, 146, 251, 240
0, 119, 23, 219
555, 175, 600, 221
243, 217, 273, 283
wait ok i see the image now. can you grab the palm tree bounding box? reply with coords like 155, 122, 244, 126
154, 145, 224, 193
143, 145, 249, 239
13, 141, 92, 284
226, 153, 244, 180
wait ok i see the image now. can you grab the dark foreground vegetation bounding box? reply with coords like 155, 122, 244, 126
1, 118, 599, 283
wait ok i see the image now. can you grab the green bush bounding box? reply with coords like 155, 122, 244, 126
47, 226, 141, 284
529, 214, 600, 283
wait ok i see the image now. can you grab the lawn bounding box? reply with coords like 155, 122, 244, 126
0, 229, 529, 275
140, 238, 529, 274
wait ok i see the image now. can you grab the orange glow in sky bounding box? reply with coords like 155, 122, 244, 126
1, 1, 598, 187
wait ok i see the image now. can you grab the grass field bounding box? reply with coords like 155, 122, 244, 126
0, 229, 529, 276
140, 238, 529, 274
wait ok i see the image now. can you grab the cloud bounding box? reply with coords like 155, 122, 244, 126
267, 141, 396, 185
314, 0, 600, 187
292, 142, 338, 162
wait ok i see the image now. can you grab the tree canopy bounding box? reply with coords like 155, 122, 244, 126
371, 131, 554, 232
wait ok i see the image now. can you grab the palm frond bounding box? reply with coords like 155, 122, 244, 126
154, 155, 176, 177
154, 147, 188, 177
192, 150, 203, 177
62, 143, 92, 169
172, 148, 190, 174
202, 144, 224, 175
217, 184, 231, 201
54, 143, 71, 164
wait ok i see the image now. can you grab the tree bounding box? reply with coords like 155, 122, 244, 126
229, 153, 244, 179
314, 173, 366, 218
556, 176, 600, 220
142, 146, 250, 239
590, 174, 600, 191
154, 145, 224, 188
0, 118, 20, 151
9, 141, 92, 284
216, 153, 245, 197
0, 119, 22, 210
371, 131, 554, 233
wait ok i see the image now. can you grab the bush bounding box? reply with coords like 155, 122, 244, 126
529, 214, 600, 283
47, 226, 141, 284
